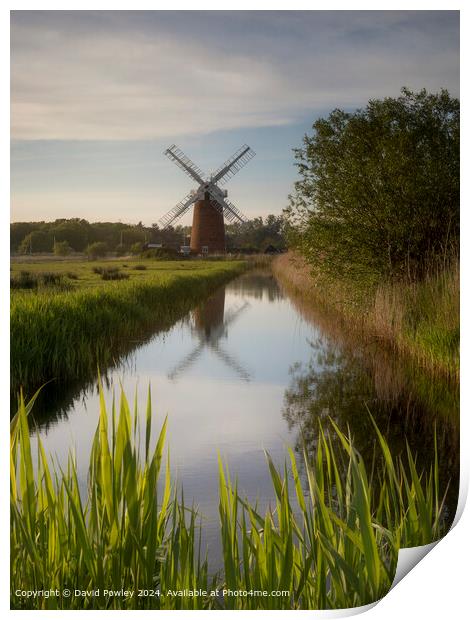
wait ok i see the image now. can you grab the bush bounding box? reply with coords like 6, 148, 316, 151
18, 231, 53, 254
133, 264, 147, 270
114, 243, 128, 256
130, 242, 144, 255
53, 240, 72, 256
10, 271, 37, 289
285, 88, 459, 282
41, 272, 65, 287
86, 242, 108, 260
141, 247, 180, 260
93, 266, 129, 280
10, 271, 71, 291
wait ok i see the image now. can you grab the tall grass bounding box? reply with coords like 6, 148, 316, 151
273, 252, 459, 380
11, 388, 447, 610
217, 418, 446, 610
11, 387, 213, 610
374, 258, 459, 377
11, 262, 246, 396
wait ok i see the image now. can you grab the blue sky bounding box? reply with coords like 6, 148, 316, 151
10, 10, 459, 225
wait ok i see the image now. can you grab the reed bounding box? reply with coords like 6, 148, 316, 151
273, 252, 459, 380
10, 387, 214, 610
217, 418, 446, 610
11, 387, 447, 610
11, 261, 247, 396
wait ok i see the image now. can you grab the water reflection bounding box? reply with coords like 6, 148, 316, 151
22, 269, 459, 545
226, 271, 283, 302
281, 295, 459, 521
168, 288, 251, 382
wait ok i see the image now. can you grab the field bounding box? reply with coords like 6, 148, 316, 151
11, 258, 247, 396
10, 258, 241, 289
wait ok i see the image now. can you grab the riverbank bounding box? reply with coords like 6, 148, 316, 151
11, 260, 247, 397
273, 252, 459, 381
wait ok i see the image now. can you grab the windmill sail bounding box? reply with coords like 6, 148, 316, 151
211, 144, 256, 186
160, 143, 254, 236
168, 292, 251, 382
208, 195, 247, 224
158, 193, 195, 229
220, 199, 248, 223
164, 145, 205, 185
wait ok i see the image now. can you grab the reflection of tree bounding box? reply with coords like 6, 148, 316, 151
282, 335, 459, 519
226, 271, 283, 302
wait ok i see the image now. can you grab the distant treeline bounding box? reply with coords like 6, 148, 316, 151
10, 214, 286, 255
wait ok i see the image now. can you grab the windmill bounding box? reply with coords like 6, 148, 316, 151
168, 288, 251, 382
158, 144, 255, 254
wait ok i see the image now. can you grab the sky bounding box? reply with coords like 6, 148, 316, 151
10, 10, 460, 225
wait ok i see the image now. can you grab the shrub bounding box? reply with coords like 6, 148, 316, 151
53, 240, 72, 256
93, 266, 129, 280
40, 272, 65, 287
141, 247, 180, 260
130, 242, 144, 255
18, 231, 53, 254
10, 271, 37, 289
85, 241, 108, 260
133, 264, 147, 270
10, 271, 71, 291
114, 243, 128, 256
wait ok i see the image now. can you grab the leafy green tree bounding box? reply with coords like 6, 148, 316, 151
51, 219, 91, 251
285, 88, 459, 282
226, 215, 286, 252
53, 240, 72, 256
18, 230, 53, 254
130, 242, 144, 255
11, 222, 38, 252
114, 243, 128, 256
85, 241, 108, 259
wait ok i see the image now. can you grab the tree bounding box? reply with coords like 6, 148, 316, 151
11, 222, 38, 252
285, 88, 459, 282
51, 219, 91, 251
85, 241, 108, 259
115, 243, 128, 256
18, 230, 53, 254
53, 240, 72, 256
226, 215, 286, 252
130, 242, 144, 255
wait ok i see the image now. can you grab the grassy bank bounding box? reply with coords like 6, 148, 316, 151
11, 259, 246, 396
11, 387, 446, 610
273, 252, 459, 380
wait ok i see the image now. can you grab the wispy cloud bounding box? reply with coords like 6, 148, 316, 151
11, 11, 459, 141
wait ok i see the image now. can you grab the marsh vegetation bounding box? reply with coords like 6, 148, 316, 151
11, 386, 447, 610
11, 259, 247, 396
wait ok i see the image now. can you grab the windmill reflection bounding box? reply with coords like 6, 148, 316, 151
168, 288, 251, 382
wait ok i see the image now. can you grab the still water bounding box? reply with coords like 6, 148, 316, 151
31, 271, 459, 567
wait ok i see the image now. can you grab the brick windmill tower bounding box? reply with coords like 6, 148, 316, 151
158, 144, 255, 254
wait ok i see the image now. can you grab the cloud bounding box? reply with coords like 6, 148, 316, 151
11, 11, 459, 141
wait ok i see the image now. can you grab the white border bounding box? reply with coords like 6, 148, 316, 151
2, 2, 467, 618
